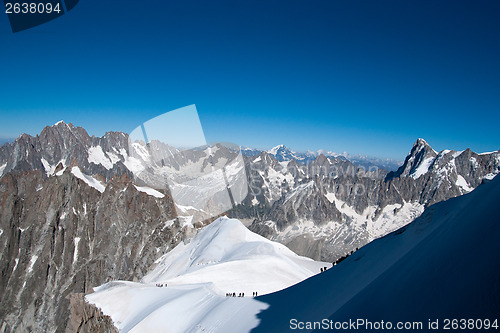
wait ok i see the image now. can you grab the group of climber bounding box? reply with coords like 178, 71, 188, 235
332, 248, 359, 266
155, 283, 166, 287
225, 292, 258, 297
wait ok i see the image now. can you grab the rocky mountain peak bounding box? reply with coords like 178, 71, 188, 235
414, 137, 430, 148
411, 138, 436, 157
268, 144, 296, 162
269, 144, 287, 152
391, 138, 437, 178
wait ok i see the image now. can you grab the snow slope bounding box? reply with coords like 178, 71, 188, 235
247, 175, 500, 332
134, 185, 165, 198
86, 217, 330, 332
88, 146, 115, 170
0, 162, 6, 177
71, 166, 106, 193
142, 217, 329, 294
86, 282, 269, 333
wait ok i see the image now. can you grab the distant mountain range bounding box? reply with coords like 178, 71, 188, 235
0, 138, 14, 146
242, 144, 403, 171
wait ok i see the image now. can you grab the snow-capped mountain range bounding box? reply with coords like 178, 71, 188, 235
0, 121, 498, 332
238, 138, 499, 261
0, 121, 498, 262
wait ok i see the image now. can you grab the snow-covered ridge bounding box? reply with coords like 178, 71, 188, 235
71, 167, 105, 193
87, 217, 330, 332
0, 162, 6, 177
142, 217, 328, 293
268, 144, 287, 156
407, 146, 500, 185
134, 185, 164, 198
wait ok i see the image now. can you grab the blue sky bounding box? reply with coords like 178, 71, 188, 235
0, 0, 499, 159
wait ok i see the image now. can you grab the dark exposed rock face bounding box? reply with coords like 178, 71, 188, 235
66, 293, 117, 333
0, 170, 181, 332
